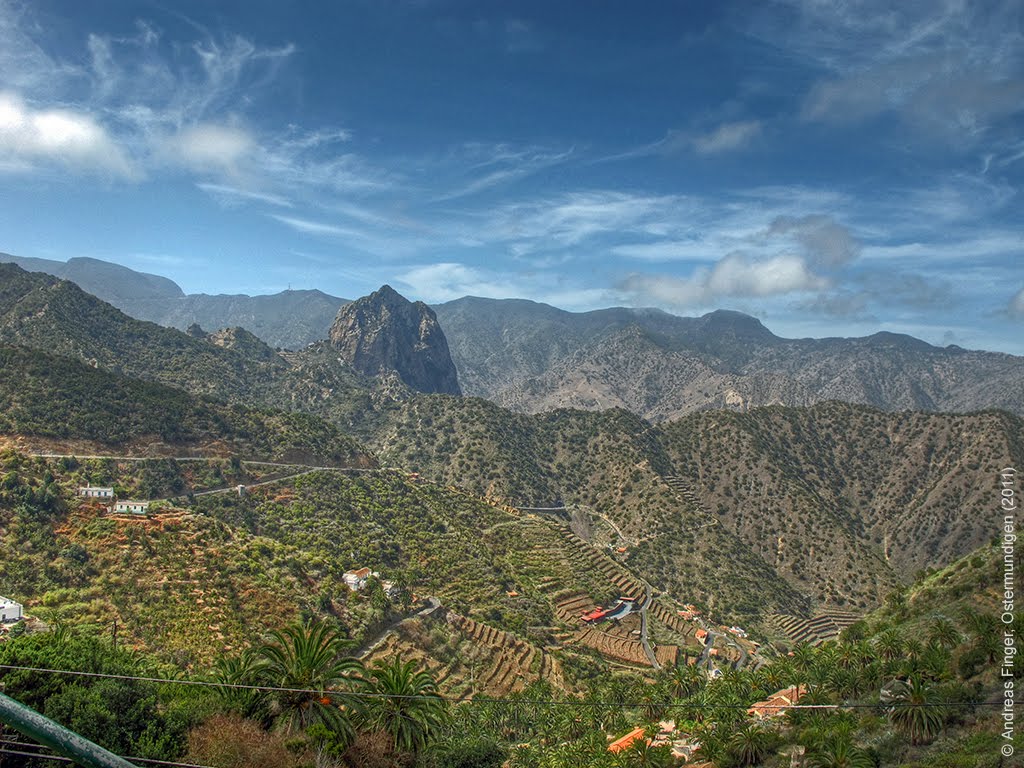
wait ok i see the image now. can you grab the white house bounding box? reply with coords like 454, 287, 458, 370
343, 567, 380, 591
0, 596, 23, 623
113, 500, 149, 515
79, 485, 114, 499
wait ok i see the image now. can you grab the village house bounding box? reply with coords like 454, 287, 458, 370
608, 727, 648, 754
343, 567, 380, 591
113, 500, 149, 515
0, 596, 23, 623
78, 485, 114, 499
650, 721, 702, 762
747, 684, 807, 720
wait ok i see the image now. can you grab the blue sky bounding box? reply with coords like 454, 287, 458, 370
0, 1, 1022, 353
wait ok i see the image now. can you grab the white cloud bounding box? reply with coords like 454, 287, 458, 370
763, 0, 1024, 140
432, 143, 574, 201
167, 123, 254, 177
610, 240, 718, 262
0, 91, 136, 177
692, 120, 762, 154
398, 261, 621, 310
486, 191, 702, 252
399, 262, 514, 303
621, 252, 827, 309
268, 212, 423, 257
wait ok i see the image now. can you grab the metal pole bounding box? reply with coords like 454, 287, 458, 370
0, 691, 138, 767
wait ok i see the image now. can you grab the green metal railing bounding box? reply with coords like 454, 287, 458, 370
0, 691, 137, 767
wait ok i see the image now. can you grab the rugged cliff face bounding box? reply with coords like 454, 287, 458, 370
328, 285, 461, 395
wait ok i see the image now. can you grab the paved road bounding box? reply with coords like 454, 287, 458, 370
732, 639, 749, 670
697, 629, 722, 668
597, 513, 636, 546
638, 582, 661, 669
356, 597, 441, 659
29, 452, 388, 473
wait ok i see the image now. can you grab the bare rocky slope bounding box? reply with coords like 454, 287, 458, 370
329, 284, 461, 396
433, 296, 1024, 418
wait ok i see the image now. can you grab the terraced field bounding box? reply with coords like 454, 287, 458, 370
770, 610, 861, 646
363, 609, 563, 699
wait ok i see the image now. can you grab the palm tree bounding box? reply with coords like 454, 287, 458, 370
256, 619, 363, 737
612, 735, 675, 768
212, 651, 267, 721
804, 736, 875, 768
873, 628, 903, 670
884, 674, 944, 746
728, 721, 776, 766
363, 655, 448, 754
927, 617, 961, 650
667, 661, 705, 700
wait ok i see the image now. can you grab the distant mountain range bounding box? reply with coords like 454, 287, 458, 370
433, 297, 1024, 418
0, 252, 346, 349
4, 252, 1023, 418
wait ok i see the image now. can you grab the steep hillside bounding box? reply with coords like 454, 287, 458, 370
0, 253, 345, 349
0, 344, 372, 466
0, 264, 385, 422
125, 289, 346, 350
434, 297, 1024, 418
0, 453, 704, 688
0, 264, 284, 400
368, 396, 1023, 619
658, 404, 1024, 582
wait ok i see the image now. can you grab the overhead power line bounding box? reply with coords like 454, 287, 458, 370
0, 663, 1000, 710
0, 740, 215, 768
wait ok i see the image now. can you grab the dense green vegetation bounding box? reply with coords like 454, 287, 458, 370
0, 345, 371, 465
0, 264, 282, 400
363, 395, 1023, 626
1, 541, 1017, 766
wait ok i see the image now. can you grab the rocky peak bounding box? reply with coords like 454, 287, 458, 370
328, 285, 461, 395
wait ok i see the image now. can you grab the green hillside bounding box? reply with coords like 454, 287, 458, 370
367, 395, 1023, 623
0, 344, 371, 466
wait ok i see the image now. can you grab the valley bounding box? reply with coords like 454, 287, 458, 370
0, 264, 1019, 767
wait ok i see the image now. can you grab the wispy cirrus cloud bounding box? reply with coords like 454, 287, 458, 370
1008, 287, 1024, 318
755, 0, 1024, 142
195, 182, 292, 207
693, 120, 762, 154
0, 2, 395, 203
431, 142, 574, 201
600, 119, 763, 162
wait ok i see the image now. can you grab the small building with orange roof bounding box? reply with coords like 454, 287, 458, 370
747, 685, 807, 720
608, 727, 649, 754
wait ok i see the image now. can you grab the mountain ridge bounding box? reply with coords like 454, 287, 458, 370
4, 253, 1023, 418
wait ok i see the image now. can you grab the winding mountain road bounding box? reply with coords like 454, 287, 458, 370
637, 581, 660, 669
